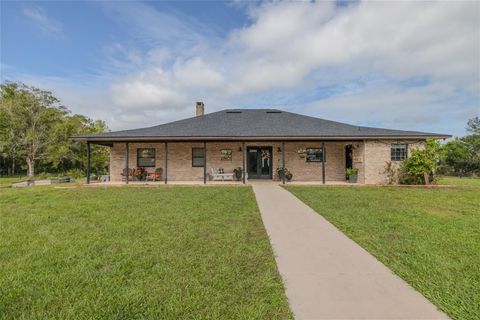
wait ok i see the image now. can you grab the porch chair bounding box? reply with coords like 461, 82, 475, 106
211, 168, 234, 181
147, 168, 163, 182
120, 168, 134, 181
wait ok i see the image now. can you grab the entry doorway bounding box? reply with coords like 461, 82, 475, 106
247, 147, 273, 179
345, 145, 353, 180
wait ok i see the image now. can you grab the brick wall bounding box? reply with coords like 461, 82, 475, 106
364, 140, 425, 184
109, 140, 424, 183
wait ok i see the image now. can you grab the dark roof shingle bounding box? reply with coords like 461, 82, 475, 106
74, 109, 450, 140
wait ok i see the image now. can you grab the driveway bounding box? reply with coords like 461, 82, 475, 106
252, 183, 448, 319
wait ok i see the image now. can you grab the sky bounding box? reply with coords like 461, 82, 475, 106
1, 1, 479, 137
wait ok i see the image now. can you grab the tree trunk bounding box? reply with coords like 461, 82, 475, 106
11, 157, 15, 175
26, 157, 34, 177
423, 171, 430, 185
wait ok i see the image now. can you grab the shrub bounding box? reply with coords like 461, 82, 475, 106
383, 161, 397, 184
400, 139, 442, 185
345, 167, 359, 178
66, 168, 85, 179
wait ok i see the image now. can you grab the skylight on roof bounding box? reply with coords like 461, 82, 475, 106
226, 111, 242, 113
266, 111, 282, 114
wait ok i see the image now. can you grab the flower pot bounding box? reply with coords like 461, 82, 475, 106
348, 174, 358, 183
286, 173, 293, 182
234, 172, 242, 181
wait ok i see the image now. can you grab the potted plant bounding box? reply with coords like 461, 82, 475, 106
346, 167, 359, 183
277, 167, 287, 180
297, 148, 307, 158
233, 167, 243, 181
285, 170, 293, 182
135, 167, 147, 181
277, 167, 292, 181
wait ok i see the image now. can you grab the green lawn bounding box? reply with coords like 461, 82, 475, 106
0, 176, 26, 187
285, 179, 479, 320
0, 185, 292, 319
438, 175, 480, 187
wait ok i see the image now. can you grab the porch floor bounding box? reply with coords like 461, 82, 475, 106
85, 180, 354, 186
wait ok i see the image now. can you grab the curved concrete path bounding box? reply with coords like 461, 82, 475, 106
252, 184, 448, 320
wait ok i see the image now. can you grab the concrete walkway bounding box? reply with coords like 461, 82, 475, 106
252, 184, 448, 320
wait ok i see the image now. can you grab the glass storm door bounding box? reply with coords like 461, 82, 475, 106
247, 147, 272, 179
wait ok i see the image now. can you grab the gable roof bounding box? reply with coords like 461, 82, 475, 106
74, 109, 450, 141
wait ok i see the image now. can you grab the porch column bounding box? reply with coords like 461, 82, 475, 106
282, 141, 285, 184
125, 142, 129, 185
203, 141, 207, 184
322, 141, 326, 184
164, 142, 168, 184
86, 142, 91, 184
242, 142, 246, 184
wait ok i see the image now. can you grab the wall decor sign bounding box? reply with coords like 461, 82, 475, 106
353, 156, 363, 163
220, 149, 232, 161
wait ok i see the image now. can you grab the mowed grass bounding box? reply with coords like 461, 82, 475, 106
285, 180, 480, 320
0, 185, 292, 319
438, 175, 480, 187
0, 176, 26, 187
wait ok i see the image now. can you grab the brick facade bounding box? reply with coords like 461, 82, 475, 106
109, 140, 425, 184
363, 140, 424, 184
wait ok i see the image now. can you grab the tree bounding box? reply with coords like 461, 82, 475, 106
441, 116, 480, 176
47, 116, 109, 174
1, 81, 109, 177
466, 116, 480, 135
0, 82, 67, 177
0, 97, 21, 174
401, 139, 442, 185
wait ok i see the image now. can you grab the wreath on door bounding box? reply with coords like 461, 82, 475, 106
261, 150, 270, 160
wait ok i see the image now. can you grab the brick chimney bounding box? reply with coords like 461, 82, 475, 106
196, 101, 205, 116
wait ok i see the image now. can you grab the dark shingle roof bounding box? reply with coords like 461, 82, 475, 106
74, 109, 450, 141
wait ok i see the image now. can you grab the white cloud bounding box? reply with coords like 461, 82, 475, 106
297, 82, 474, 131
225, 1, 479, 94
12, 1, 479, 135
173, 58, 224, 90
22, 5, 63, 36
111, 68, 186, 110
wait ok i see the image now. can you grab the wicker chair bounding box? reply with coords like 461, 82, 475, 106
120, 168, 135, 181
147, 168, 163, 182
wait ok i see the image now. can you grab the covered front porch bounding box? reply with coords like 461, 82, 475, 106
85, 140, 365, 185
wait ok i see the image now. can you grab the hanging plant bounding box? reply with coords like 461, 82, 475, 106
297, 148, 307, 158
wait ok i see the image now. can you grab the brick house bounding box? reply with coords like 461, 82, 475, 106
74, 102, 449, 184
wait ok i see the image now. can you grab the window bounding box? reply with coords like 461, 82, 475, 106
137, 148, 155, 167
306, 148, 325, 162
391, 144, 407, 161
192, 148, 205, 167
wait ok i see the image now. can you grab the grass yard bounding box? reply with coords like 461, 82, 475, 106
0, 185, 292, 319
285, 179, 480, 320
0, 176, 26, 187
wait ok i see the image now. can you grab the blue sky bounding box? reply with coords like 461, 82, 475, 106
1, 1, 479, 136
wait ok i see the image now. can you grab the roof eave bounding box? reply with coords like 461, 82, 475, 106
71, 134, 451, 142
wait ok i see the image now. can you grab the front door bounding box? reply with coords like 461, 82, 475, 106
247, 147, 272, 179
345, 145, 353, 180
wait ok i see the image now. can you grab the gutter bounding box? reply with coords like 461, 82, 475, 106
71, 134, 451, 142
